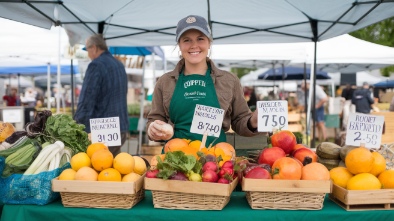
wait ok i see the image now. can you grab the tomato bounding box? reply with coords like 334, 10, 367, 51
272, 157, 302, 180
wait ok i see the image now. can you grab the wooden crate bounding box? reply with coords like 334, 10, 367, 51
329, 183, 394, 211
144, 177, 238, 210
242, 178, 332, 210
372, 112, 394, 144
51, 174, 145, 209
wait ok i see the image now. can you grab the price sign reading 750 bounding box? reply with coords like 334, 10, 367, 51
257, 101, 288, 132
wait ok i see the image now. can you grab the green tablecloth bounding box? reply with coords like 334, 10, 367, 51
1, 191, 393, 221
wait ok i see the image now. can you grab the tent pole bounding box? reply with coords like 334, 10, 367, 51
56, 26, 61, 114
303, 63, 308, 146
137, 57, 146, 155
47, 63, 51, 109
17, 73, 21, 99
311, 40, 318, 148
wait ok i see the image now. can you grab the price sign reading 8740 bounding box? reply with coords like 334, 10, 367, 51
257, 101, 288, 132
90, 117, 121, 146
345, 113, 384, 149
190, 104, 224, 137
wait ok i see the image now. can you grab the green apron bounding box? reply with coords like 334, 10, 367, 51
169, 66, 227, 146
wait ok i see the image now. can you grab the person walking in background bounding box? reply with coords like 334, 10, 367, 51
341, 83, 356, 130
341, 83, 354, 101
2, 87, 20, 106
301, 82, 328, 142
352, 82, 374, 114
74, 34, 129, 156
147, 15, 259, 146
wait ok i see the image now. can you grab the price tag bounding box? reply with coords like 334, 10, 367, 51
345, 113, 384, 149
2, 109, 22, 123
190, 104, 224, 137
257, 101, 288, 132
90, 117, 121, 146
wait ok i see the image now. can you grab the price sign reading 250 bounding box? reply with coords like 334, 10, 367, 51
352, 132, 378, 146
97, 133, 120, 143
345, 113, 384, 149
257, 101, 288, 132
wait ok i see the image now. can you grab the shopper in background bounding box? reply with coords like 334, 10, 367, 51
2, 87, 20, 106
74, 34, 128, 156
147, 15, 259, 146
352, 82, 374, 114
301, 82, 328, 142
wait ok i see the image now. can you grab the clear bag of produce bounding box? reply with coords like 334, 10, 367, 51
0, 157, 70, 205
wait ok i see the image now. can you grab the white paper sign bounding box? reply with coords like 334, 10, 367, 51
190, 104, 224, 137
2, 109, 22, 123
345, 113, 384, 149
257, 101, 288, 132
90, 117, 121, 146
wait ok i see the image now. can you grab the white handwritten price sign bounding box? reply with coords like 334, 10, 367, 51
345, 113, 384, 149
257, 101, 288, 132
90, 117, 121, 146
190, 104, 224, 137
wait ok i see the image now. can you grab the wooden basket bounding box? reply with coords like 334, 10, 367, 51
144, 177, 238, 210
51, 174, 145, 209
329, 183, 394, 211
242, 178, 331, 210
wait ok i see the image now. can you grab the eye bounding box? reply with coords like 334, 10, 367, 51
198, 37, 205, 41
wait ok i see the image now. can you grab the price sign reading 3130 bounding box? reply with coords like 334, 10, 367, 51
257, 101, 288, 132
90, 117, 121, 146
345, 113, 384, 149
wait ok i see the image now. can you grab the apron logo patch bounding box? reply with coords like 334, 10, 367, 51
184, 80, 206, 88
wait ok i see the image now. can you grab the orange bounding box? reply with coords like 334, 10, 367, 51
74, 166, 98, 181
58, 168, 77, 180
301, 162, 330, 180
345, 147, 374, 174
329, 167, 354, 188
369, 152, 386, 176
91, 149, 114, 171
164, 138, 189, 153
347, 173, 381, 190
86, 142, 108, 158
98, 168, 122, 181
182, 138, 192, 144
133, 156, 147, 175
122, 172, 142, 182
70, 152, 91, 171
378, 170, 394, 189
214, 142, 236, 158
113, 152, 135, 175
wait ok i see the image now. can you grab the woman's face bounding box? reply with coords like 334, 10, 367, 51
178, 29, 210, 65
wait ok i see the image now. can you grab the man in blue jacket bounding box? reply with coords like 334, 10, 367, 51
352, 82, 374, 114
74, 34, 129, 156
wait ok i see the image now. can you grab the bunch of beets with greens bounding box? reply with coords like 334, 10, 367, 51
156, 151, 203, 180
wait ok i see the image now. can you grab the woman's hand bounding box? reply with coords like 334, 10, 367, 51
148, 120, 174, 141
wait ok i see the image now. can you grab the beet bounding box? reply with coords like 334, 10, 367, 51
243, 163, 272, 176
169, 171, 188, 181
205, 154, 217, 162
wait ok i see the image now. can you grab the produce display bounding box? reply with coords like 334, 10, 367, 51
329, 145, 394, 190
147, 138, 235, 184
58, 142, 147, 182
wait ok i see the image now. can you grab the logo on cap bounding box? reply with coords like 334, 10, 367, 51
186, 16, 196, 23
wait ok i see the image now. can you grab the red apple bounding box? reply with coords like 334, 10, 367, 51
202, 170, 219, 182
146, 169, 159, 178
202, 161, 218, 172
258, 147, 286, 166
291, 147, 318, 165
244, 167, 272, 179
270, 130, 297, 154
